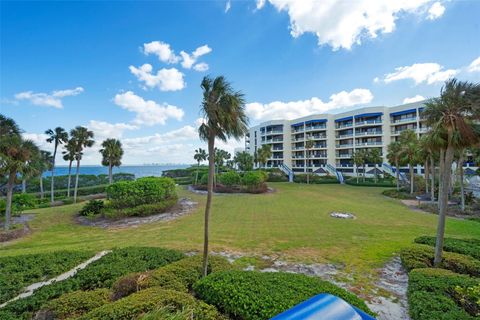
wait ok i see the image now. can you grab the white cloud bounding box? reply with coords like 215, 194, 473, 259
114, 91, 184, 126
87, 120, 138, 141
225, 0, 231, 13
381, 63, 458, 85
129, 64, 185, 91
180, 45, 212, 70
467, 56, 480, 73
14, 87, 84, 108
403, 95, 425, 104
427, 2, 445, 20
258, 0, 442, 50
246, 88, 373, 122
256, 0, 266, 10
193, 62, 209, 72
22, 133, 51, 150
143, 41, 180, 64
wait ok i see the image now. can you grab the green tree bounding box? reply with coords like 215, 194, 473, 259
256, 144, 272, 168
352, 149, 367, 182
198, 75, 248, 277
387, 141, 402, 190
399, 129, 420, 194
304, 139, 314, 184
234, 151, 254, 171
62, 138, 77, 198
36, 150, 53, 199
194, 148, 208, 185
45, 127, 69, 203
367, 148, 382, 183
99, 139, 123, 184
70, 126, 94, 203
423, 79, 480, 266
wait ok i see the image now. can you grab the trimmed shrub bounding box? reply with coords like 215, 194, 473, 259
400, 244, 480, 277
345, 178, 395, 187
293, 174, 339, 184
79, 200, 105, 216
381, 189, 415, 199
414, 236, 480, 260
106, 177, 176, 209
242, 171, 266, 187
218, 171, 241, 186
11, 193, 37, 212
103, 198, 178, 218
79, 288, 224, 320
193, 270, 373, 320
200, 173, 209, 185
39, 289, 110, 319
111, 272, 148, 301
407, 268, 479, 320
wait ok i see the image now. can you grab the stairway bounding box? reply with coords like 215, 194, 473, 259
278, 163, 294, 182
382, 163, 409, 184
325, 164, 345, 184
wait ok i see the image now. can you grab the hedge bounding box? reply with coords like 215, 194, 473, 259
414, 236, 480, 260
103, 198, 178, 218
2, 247, 184, 319
0, 251, 93, 304
345, 179, 396, 187
106, 177, 176, 209
407, 268, 479, 320
193, 271, 373, 320
218, 171, 241, 186
400, 244, 480, 277
79, 287, 225, 320
293, 175, 339, 184
382, 189, 416, 199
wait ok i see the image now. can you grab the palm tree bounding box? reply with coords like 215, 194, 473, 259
234, 151, 254, 171
70, 126, 94, 203
423, 79, 480, 266
45, 127, 68, 203
99, 139, 123, 184
399, 130, 420, 194
352, 150, 364, 183
36, 151, 53, 199
0, 114, 20, 136
304, 139, 314, 184
368, 148, 382, 184
62, 138, 77, 198
387, 141, 402, 190
194, 148, 208, 184
198, 75, 248, 277
1, 136, 39, 230
256, 144, 272, 168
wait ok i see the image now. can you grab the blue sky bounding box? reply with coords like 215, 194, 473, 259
1, 0, 479, 164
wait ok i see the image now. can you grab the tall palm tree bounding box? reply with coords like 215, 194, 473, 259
352, 150, 364, 184
256, 144, 272, 168
423, 79, 480, 266
99, 139, 123, 184
399, 130, 420, 194
198, 75, 248, 277
70, 126, 94, 203
62, 138, 77, 198
1, 136, 39, 230
234, 151, 254, 171
194, 148, 208, 184
0, 114, 20, 136
368, 148, 382, 184
304, 139, 314, 184
45, 127, 69, 203
35, 150, 53, 199
387, 141, 402, 190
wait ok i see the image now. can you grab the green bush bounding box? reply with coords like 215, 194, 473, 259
193, 271, 373, 320
80, 287, 224, 320
2, 247, 184, 319
414, 236, 480, 260
106, 177, 176, 209
79, 200, 105, 216
218, 171, 241, 186
104, 198, 178, 218
345, 178, 396, 187
200, 173, 209, 185
140, 306, 197, 320
454, 284, 480, 317
293, 174, 339, 184
400, 244, 480, 277
12, 193, 38, 212
40, 289, 110, 319
382, 189, 415, 199
242, 171, 266, 187
0, 251, 93, 304
407, 268, 479, 320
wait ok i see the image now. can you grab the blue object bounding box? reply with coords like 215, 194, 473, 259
270, 294, 376, 320
389, 108, 417, 117
354, 112, 383, 119
334, 116, 353, 122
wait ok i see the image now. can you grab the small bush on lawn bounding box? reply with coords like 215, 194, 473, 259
218, 171, 241, 186
293, 174, 339, 184
79, 200, 105, 216
103, 198, 178, 218
381, 189, 415, 199
400, 244, 480, 277
453, 284, 480, 317
106, 177, 176, 209
79, 287, 224, 320
407, 268, 479, 320
242, 171, 266, 187
193, 270, 373, 320
39, 288, 110, 319
140, 306, 196, 320
414, 236, 480, 260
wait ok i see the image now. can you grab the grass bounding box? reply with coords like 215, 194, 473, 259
1, 183, 479, 290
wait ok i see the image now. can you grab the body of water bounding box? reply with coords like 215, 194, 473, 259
43, 164, 191, 178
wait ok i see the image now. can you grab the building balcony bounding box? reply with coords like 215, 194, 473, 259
306, 134, 327, 140
355, 141, 383, 147
305, 125, 326, 131
336, 133, 354, 139
265, 138, 283, 143
355, 131, 382, 136
392, 117, 417, 124
292, 146, 304, 150
355, 119, 382, 126
336, 143, 353, 148
292, 128, 304, 133
336, 154, 353, 158
265, 130, 283, 135
336, 123, 353, 129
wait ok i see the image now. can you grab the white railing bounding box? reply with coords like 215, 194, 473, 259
355, 131, 382, 136
355, 120, 382, 126
393, 117, 417, 124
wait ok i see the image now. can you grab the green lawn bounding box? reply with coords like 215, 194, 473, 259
1, 183, 479, 289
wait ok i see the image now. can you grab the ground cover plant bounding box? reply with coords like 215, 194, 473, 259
414, 236, 480, 260
345, 177, 396, 187
0, 251, 94, 304
195, 170, 268, 193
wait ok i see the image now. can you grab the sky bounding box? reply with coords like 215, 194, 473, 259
1, 0, 479, 165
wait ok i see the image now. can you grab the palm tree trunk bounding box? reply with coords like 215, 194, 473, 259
374, 164, 377, 183
434, 145, 454, 267
356, 164, 359, 183
431, 156, 435, 203
51, 144, 57, 203
4, 172, 16, 231
22, 179, 26, 193
438, 150, 445, 210
395, 160, 400, 191
424, 160, 429, 194
409, 164, 414, 194
195, 162, 200, 185
108, 160, 113, 185
73, 159, 81, 203
39, 174, 44, 199
363, 164, 366, 182
202, 135, 215, 277
67, 160, 73, 198
306, 155, 310, 184
458, 153, 465, 212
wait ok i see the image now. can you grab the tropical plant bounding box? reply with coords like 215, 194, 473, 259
99, 139, 123, 184
367, 148, 382, 183
399, 129, 420, 194
304, 139, 314, 184
45, 127, 69, 203
198, 75, 248, 277
233, 151, 254, 172
70, 126, 94, 203
214, 148, 231, 174
62, 138, 78, 198
193, 148, 208, 185
256, 144, 272, 168
352, 149, 367, 182
422, 79, 480, 266
36, 151, 53, 199
387, 141, 402, 190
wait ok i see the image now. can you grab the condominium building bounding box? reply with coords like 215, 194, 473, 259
245, 101, 429, 176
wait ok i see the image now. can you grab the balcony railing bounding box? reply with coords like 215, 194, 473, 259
393, 117, 417, 124
336, 133, 353, 139
266, 138, 283, 142
306, 135, 327, 140
292, 128, 304, 133
305, 125, 326, 131
355, 131, 382, 136
336, 123, 353, 129
265, 130, 283, 135
336, 154, 353, 158
355, 119, 382, 126
356, 141, 382, 146
336, 143, 353, 148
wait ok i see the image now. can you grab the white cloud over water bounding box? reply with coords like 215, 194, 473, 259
15, 87, 84, 108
